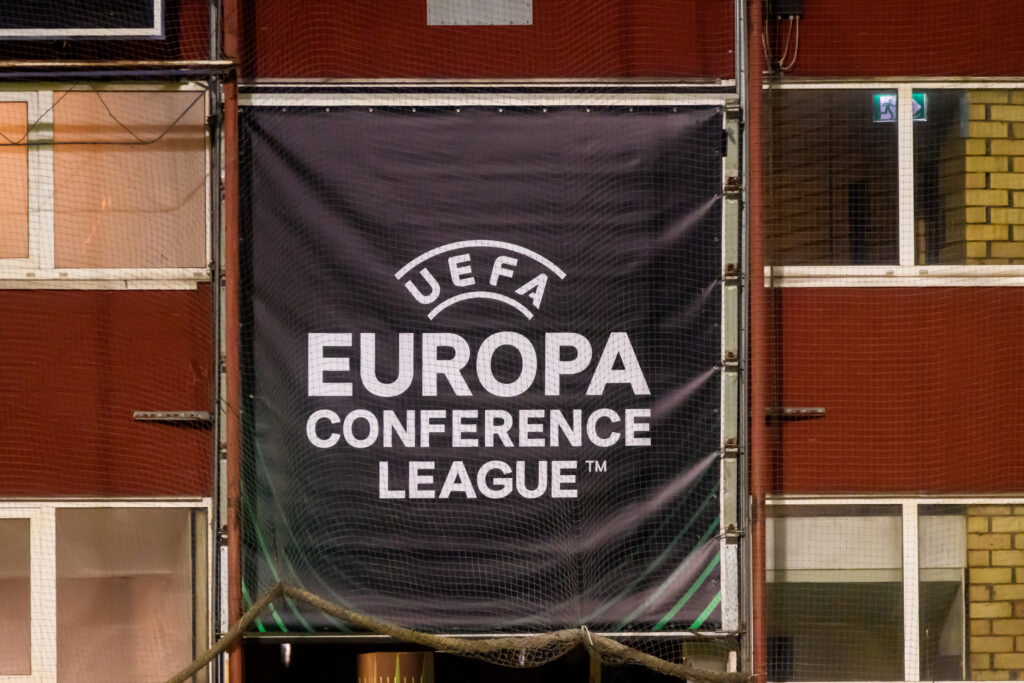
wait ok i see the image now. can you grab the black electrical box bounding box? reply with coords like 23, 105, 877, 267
773, 0, 804, 19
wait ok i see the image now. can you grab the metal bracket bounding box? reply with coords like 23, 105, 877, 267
133, 410, 213, 428
765, 407, 825, 421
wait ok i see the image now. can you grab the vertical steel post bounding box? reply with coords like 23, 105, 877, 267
222, 0, 242, 679
746, 0, 768, 680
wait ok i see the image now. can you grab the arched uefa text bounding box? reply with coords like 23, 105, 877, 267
395, 240, 568, 320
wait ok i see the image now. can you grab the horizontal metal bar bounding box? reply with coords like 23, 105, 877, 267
134, 410, 212, 423
0, 60, 234, 71
241, 77, 736, 89
241, 93, 735, 108
767, 496, 1024, 505
767, 264, 1024, 287
245, 630, 741, 642
767, 78, 1024, 89
765, 407, 825, 419
0, 497, 210, 508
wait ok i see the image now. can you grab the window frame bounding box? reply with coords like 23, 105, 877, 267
765, 80, 1024, 287
0, 0, 163, 39
0, 82, 211, 290
0, 498, 212, 683
767, 495, 1024, 683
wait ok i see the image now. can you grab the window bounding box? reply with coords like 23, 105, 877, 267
0, 501, 210, 683
0, 85, 210, 289
767, 504, 905, 681
766, 83, 1024, 286
768, 498, 1024, 683
0, 514, 33, 677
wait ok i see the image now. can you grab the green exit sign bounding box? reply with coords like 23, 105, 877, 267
873, 93, 927, 122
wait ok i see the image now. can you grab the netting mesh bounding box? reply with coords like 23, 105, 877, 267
235, 97, 737, 676
760, 2, 1024, 682
5, 0, 1024, 681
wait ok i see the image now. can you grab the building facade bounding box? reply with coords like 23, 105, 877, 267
1, 1, 1023, 681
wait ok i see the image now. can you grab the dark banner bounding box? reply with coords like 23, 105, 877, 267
240, 105, 724, 632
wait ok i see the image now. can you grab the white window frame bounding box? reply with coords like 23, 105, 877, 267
0, 0, 163, 39
767, 495, 1024, 683
0, 498, 212, 683
0, 82, 211, 290
764, 80, 1024, 287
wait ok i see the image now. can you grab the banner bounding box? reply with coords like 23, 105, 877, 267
240, 105, 724, 631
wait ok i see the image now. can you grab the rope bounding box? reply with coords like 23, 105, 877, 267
166, 582, 749, 683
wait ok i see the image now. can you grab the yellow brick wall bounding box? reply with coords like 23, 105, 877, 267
968, 505, 1024, 680
956, 91, 1024, 264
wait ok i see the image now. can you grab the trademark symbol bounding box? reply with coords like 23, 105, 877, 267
585, 460, 607, 473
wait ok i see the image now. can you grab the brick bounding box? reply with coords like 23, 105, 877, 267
993, 653, 1024, 669
1012, 92, 1024, 105
992, 549, 1024, 565
991, 105, 1024, 121
991, 242, 1024, 258
971, 549, 993, 566
1017, 636, 1024, 650
1014, 192, 1024, 208
966, 224, 1009, 241
967, 138, 989, 155
991, 140, 1024, 155
992, 618, 1024, 635
990, 208, 1024, 222
994, 585, 1024, 601
974, 567, 1015, 583
967, 156, 1009, 173
966, 242, 990, 258
973, 586, 993, 602
973, 603, 1014, 619
970, 104, 989, 120
970, 91, 1010, 104
1014, 506, 1024, 514
971, 652, 992, 670
1013, 158, 1024, 173
990, 173, 1024, 189
1013, 122, 1024, 137
993, 517, 1024, 533
1015, 600, 1024, 617
971, 635, 1015, 652
967, 190, 1009, 206
1016, 532, 1024, 547
973, 506, 1014, 516
970, 121, 1009, 138
967, 172, 987, 189
970, 534, 1013, 550
971, 517, 992, 533
973, 671, 1010, 680
973, 617, 993, 634
967, 207, 989, 222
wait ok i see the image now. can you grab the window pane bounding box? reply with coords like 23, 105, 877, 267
56, 507, 198, 683
0, 518, 31, 675
0, 101, 29, 259
767, 89, 900, 265
52, 90, 206, 269
918, 505, 966, 680
915, 89, 1024, 265
767, 505, 903, 681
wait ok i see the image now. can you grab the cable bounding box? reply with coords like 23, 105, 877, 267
779, 18, 800, 72
0, 85, 207, 147
777, 17, 794, 70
